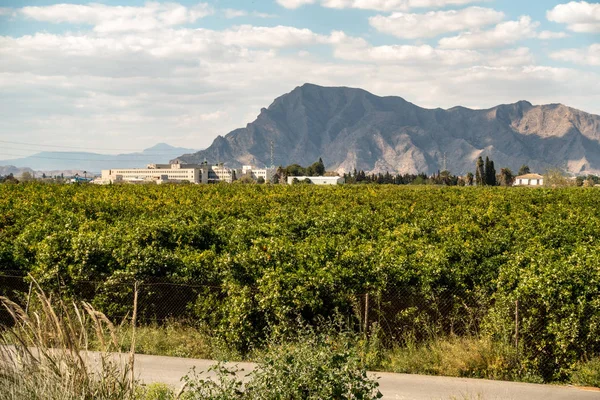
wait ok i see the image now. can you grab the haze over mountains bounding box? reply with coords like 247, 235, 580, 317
0, 143, 198, 173
176, 84, 600, 176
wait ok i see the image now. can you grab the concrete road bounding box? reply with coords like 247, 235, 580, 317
127, 353, 600, 400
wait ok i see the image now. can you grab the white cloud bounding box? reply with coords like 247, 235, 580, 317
276, 0, 316, 9
369, 7, 503, 39
330, 31, 480, 65
486, 47, 535, 67
439, 16, 539, 49
2, 4, 600, 153
0, 7, 14, 16
278, 0, 484, 11
19, 2, 214, 32
222, 25, 328, 48
224, 9, 247, 18
550, 43, 600, 66
223, 9, 276, 19
547, 1, 600, 33
538, 31, 569, 39
330, 31, 535, 67
0, 25, 329, 79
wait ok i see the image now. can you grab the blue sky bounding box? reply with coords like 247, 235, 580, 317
0, 0, 599, 156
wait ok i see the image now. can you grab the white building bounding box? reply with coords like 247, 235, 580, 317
240, 165, 277, 182
99, 161, 235, 184
287, 176, 345, 185
514, 173, 544, 186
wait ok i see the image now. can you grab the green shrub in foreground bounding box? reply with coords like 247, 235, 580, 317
571, 358, 600, 388
181, 328, 382, 400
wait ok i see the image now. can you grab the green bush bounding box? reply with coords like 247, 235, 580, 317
181, 328, 382, 400
138, 383, 175, 400
571, 358, 600, 388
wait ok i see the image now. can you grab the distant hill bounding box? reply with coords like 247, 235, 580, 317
0, 165, 34, 177
0, 143, 199, 173
0, 166, 92, 179
175, 83, 600, 175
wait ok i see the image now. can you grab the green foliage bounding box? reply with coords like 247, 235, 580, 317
571, 358, 600, 388
138, 383, 176, 400
181, 328, 382, 400
1, 183, 600, 381
498, 168, 514, 186
182, 364, 245, 400
518, 165, 531, 175
544, 168, 575, 187
382, 336, 526, 382
475, 157, 484, 185
282, 158, 326, 177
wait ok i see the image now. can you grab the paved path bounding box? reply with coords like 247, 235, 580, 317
127, 353, 600, 400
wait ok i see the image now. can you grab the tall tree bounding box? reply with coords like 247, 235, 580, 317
314, 158, 325, 176
466, 172, 474, 186
499, 168, 514, 186
488, 160, 497, 186
484, 157, 491, 185
518, 165, 530, 176
475, 157, 484, 186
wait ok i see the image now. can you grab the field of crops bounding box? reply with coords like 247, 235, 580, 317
1, 183, 599, 382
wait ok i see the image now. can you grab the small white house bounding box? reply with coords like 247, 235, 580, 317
514, 173, 544, 186
287, 176, 345, 185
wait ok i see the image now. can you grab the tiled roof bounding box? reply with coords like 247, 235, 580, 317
516, 174, 543, 179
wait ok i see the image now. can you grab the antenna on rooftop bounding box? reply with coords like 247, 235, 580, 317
270, 140, 274, 168
442, 152, 447, 172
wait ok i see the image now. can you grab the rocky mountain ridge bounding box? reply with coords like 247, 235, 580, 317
176, 84, 600, 175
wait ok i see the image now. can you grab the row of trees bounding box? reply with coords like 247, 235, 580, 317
279, 158, 326, 178
0, 174, 19, 184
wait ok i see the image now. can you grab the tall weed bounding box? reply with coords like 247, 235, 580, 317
0, 281, 135, 400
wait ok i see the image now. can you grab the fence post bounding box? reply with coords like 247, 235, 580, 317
364, 293, 369, 335
514, 299, 519, 355
129, 281, 139, 389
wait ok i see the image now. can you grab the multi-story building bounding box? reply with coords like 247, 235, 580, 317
240, 165, 276, 182
99, 161, 235, 184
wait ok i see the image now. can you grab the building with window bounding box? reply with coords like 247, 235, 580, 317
514, 173, 544, 186
287, 176, 345, 185
240, 165, 276, 182
99, 161, 235, 184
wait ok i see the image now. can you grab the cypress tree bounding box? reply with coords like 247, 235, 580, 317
484, 157, 491, 185
475, 157, 484, 186
489, 160, 497, 186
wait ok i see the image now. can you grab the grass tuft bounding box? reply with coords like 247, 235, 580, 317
0, 279, 135, 400
571, 357, 600, 388
381, 336, 532, 382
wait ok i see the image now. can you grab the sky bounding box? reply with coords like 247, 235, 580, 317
0, 0, 599, 157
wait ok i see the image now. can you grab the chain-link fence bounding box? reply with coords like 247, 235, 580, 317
1, 271, 598, 381
0, 272, 222, 326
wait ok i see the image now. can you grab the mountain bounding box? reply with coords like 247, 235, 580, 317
0, 166, 92, 179
0, 166, 34, 177
0, 143, 199, 173
175, 83, 600, 175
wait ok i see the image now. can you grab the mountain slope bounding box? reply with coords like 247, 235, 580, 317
0, 143, 198, 172
176, 84, 600, 175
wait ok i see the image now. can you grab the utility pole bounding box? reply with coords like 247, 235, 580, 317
270, 140, 274, 168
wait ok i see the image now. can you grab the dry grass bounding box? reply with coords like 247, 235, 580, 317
113, 322, 215, 360
0, 279, 135, 400
381, 336, 525, 382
